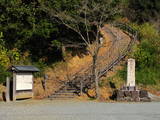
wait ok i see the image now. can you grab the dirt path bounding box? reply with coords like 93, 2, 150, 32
0, 100, 160, 120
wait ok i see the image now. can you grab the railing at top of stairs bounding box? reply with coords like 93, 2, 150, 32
98, 22, 138, 77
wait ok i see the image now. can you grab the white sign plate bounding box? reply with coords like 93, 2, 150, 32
16, 73, 33, 90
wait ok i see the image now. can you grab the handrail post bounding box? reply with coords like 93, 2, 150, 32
43, 74, 48, 91
80, 80, 83, 96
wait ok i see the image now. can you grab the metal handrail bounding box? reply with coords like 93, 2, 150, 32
77, 22, 138, 87
51, 22, 138, 95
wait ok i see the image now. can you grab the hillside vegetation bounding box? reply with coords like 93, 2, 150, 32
0, 0, 160, 97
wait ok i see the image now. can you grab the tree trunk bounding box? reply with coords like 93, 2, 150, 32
92, 54, 100, 99
95, 70, 100, 99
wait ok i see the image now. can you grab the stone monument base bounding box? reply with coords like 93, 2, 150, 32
112, 86, 151, 102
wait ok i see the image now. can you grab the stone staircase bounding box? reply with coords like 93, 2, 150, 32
49, 83, 79, 99
48, 23, 138, 100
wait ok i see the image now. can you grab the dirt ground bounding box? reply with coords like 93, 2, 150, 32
0, 99, 160, 120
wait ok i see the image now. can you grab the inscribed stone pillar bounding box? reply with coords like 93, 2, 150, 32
127, 58, 135, 87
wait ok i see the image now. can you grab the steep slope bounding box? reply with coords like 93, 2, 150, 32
35, 23, 137, 99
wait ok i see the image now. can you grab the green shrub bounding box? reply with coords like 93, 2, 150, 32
132, 23, 160, 68
0, 65, 11, 83
98, 80, 106, 87
118, 65, 160, 85
117, 65, 127, 82
136, 67, 160, 85
127, 23, 160, 85
0, 32, 21, 83
139, 23, 159, 39
0, 32, 21, 66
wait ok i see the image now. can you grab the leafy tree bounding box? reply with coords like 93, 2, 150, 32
0, 32, 10, 67
0, 0, 62, 63
126, 0, 160, 23
0, 32, 11, 83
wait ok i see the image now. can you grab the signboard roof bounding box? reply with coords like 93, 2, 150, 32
11, 65, 40, 72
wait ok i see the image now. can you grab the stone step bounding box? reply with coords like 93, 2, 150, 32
55, 90, 77, 93
59, 87, 77, 90
49, 95, 75, 98
51, 93, 75, 96
49, 96, 75, 100
50, 84, 81, 100
55, 88, 78, 92
49, 95, 75, 99
56, 88, 77, 91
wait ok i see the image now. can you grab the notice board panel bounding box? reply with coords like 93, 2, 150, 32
16, 73, 33, 90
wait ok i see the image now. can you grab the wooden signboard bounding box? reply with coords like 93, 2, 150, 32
11, 66, 39, 101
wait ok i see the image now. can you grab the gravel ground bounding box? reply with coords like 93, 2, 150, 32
0, 100, 160, 120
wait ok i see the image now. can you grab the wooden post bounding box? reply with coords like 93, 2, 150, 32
62, 45, 66, 61
44, 74, 48, 91
80, 80, 83, 96
32, 74, 34, 98
6, 77, 10, 102
13, 73, 16, 101
42, 74, 48, 91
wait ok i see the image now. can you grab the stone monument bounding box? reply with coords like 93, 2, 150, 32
127, 58, 135, 87
112, 58, 151, 102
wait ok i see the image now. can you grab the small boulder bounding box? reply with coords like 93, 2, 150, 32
140, 97, 151, 102
139, 90, 148, 98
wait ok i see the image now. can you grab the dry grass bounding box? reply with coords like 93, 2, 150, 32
0, 84, 5, 101
0, 84, 5, 93
38, 24, 116, 97
33, 24, 132, 99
